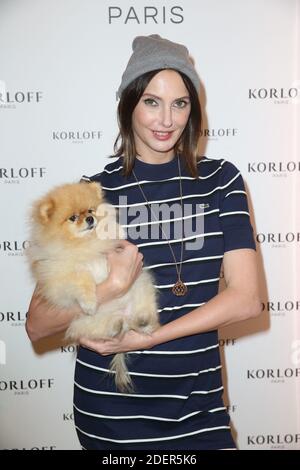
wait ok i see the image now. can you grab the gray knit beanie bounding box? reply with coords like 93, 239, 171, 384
117, 34, 200, 98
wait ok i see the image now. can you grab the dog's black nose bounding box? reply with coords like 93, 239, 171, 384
86, 216, 94, 226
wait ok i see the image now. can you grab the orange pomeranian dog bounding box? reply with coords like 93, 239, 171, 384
27, 182, 159, 391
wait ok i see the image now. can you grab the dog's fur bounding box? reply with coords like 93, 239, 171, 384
27, 182, 159, 391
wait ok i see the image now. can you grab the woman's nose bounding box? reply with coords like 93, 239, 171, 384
158, 106, 173, 128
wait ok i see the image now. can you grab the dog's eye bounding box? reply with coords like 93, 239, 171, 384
88, 209, 94, 214
69, 215, 78, 222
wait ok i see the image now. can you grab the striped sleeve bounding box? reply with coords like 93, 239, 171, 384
218, 161, 256, 252
80, 172, 105, 185
80, 175, 92, 183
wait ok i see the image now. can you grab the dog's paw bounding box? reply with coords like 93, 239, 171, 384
137, 323, 155, 335
108, 316, 124, 337
79, 300, 97, 316
131, 314, 160, 335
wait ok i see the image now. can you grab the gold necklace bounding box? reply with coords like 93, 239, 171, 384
132, 155, 187, 296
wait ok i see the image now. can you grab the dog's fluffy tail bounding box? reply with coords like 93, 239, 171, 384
110, 353, 134, 393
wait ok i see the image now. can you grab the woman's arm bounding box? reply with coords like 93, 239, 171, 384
26, 240, 144, 342
25, 278, 118, 342
150, 248, 262, 346
81, 248, 262, 355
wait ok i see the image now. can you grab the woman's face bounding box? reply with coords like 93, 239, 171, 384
132, 69, 191, 163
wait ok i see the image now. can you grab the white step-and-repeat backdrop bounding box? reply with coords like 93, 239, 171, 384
0, 0, 299, 450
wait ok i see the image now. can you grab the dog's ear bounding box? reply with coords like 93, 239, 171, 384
38, 199, 55, 223
89, 182, 102, 199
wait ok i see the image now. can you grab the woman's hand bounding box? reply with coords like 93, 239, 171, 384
80, 330, 154, 356
105, 240, 144, 298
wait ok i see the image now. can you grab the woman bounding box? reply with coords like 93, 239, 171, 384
26, 35, 261, 450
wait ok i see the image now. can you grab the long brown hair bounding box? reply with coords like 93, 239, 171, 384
111, 69, 202, 178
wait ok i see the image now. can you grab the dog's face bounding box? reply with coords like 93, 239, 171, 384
33, 182, 103, 242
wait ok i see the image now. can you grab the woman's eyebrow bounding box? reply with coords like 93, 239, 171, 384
142, 93, 190, 100
143, 93, 162, 100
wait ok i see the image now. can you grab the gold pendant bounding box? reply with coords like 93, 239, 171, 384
172, 280, 187, 296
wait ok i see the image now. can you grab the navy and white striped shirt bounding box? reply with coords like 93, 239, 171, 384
74, 155, 256, 450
